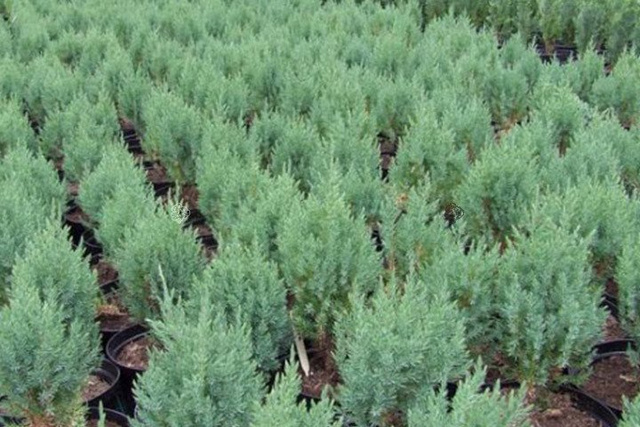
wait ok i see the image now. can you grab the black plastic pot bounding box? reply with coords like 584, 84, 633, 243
536, 43, 578, 64
479, 380, 617, 426
97, 280, 133, 351
197, 233, 218, 252
100, 279, 120, 296
84, 358, 121, 410
593, 339, 637, 356
64, 203, 90, 247
152, 181, 175, 198
559, 384, 619, 426
86, 406, 130, 426
106, 324, 150, 416
602, 292, 619, 320
121, 129, 143, 156
82, 229, 103, 265
297, 391, 322, 410
586, 339, 638, 418
371, 228, 384, 253
184, 208, 207, 228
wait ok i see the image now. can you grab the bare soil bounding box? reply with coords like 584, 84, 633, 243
145, 162, 170, 184
495, 384, 606, 427
581, 355, 639, 411
118, 117, 136, 133
602, 314, 627, 341
604, 278, 618, 299
86, 419, 122, 427
68, 182, 79, 197
82, 374, 111, 403
530, 391, 604, 427
92, 260, 118, 286
116, 336, 159, 370
65, 206, 90, 224
194, 223, 213, 238
180, 184, 199, 211
96, 293, 135, 332
298, 335, 340, 399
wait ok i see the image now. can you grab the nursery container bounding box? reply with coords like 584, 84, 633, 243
536, 43, 578, 64
184, 208, 206, 228
106, 324, 150, 416
64, 201, 90, 247
0, 404, 129, 427
120, 121, 143, 156
371, 227, 384, 253
481, 380, 617, 426
84, 358, 121, 410
560, 384, 620, 426
152, 181, 175, 198
197, 233, 217, 252
82, 229, 103, 265
86, 406, 130, 427
480, 379, 617, 425
98, 280, 135, 352
602, 292, 619, 320
581, 339, 638, 418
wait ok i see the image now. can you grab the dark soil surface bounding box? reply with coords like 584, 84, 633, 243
381, 153, 393, 171
604, 278, 618, 299
86, 419, 122, 427
65, 205, 91, 224
530, 391, 604, 427
298, 337, 340, 399
180, 184, 199, 211
194, 223, 213, 238
378, 134, 397, 156
116, 336, 159, 370
53, 157, 64, 171
602, 314, 627, 341
82, 374, 111, 402
93, 260, 118, 285
96, 293, 135, 332
68, 182, 80, 198
495, 385, 606, 427
582, 355, 639, 411
145, 162, 170, 184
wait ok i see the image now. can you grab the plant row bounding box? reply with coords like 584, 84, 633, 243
1, 0, 640, 425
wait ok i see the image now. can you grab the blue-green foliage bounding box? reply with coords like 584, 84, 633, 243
131, 291, 264, 427
335, 275, 469, 426
496, 214, 607, 386
277, 170, 381, 340
407, 360, 531, 427
0, 280, 101, 426
616, 232, 640, 342
10, 221, 99, 334
188, 241, 292, 374
114, 206, 206, 323
251, 356, 342, 427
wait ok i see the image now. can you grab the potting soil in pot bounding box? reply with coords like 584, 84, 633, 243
581, 354, 639, 411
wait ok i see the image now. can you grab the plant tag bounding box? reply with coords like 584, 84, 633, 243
294, 332, 310, 376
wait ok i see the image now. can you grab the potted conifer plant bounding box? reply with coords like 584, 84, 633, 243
493, 214, 607, 414
106, 201, 206, 411
186, 239, 292, 376
0, 279, 101, 426
277, 171, 382, 394
130, 284, 264, 427
334, 273, 470, 426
